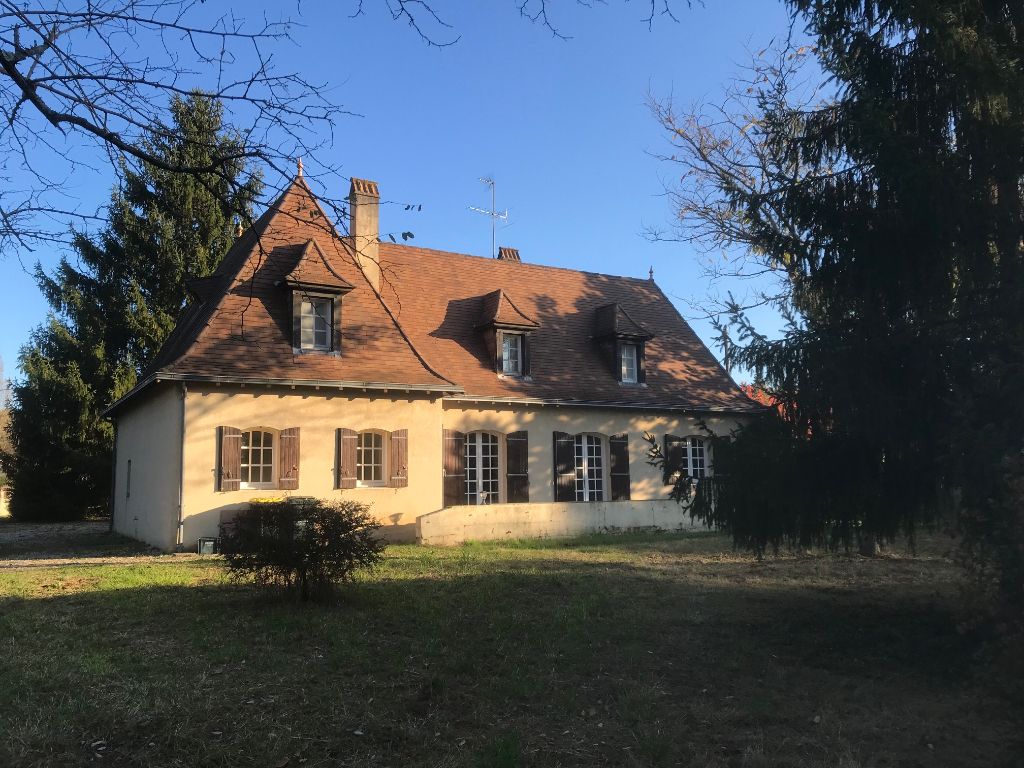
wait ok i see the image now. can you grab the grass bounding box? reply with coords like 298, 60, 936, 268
0, 531, 1020, 767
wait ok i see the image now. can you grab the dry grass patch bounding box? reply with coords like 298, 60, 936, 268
0, 532, 1019, 767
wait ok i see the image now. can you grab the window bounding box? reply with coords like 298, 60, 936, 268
300, 296, 332, 350
465, 431, 500, 504
574, 434, 604, 501
621, 343, 638, 383
356, 431, 385, 486
686, 437, 708, 478
502, 333, 522, 375
241, 430, 275, 488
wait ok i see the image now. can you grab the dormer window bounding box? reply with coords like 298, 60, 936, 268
282, 239, 353, 356
593, 303, 654, 385
502, 334, 523, 375
300, 296, 333, 351
475, 288, 540, 378
621, 343, 638, 383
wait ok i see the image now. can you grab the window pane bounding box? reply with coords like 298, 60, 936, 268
502, 335, 521, 374
241, 466, 250, 483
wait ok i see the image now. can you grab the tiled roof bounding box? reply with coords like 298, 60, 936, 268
130, 175, 759, 414
378, 244, 758, 411
145, 178, 453, 389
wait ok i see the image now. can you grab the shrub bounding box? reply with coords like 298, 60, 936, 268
220, 498, 385, 601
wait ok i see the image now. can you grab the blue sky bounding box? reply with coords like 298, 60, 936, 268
0, 0, 796, 385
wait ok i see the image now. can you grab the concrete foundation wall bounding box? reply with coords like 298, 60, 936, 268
418, 499, 702, 546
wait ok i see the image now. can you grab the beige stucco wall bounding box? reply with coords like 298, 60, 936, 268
181, 386, 444, 547
426, 402, 741, 545
112, 383, 183, 550
125, 383, 745, 551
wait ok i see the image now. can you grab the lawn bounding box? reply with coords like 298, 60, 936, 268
0, 531, 1020, 767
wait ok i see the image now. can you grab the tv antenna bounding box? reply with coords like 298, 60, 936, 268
469, 176, 509, 259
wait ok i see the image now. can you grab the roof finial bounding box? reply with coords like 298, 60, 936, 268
649, 265, 654, 280
235, 218, 243, 239
297, 157, 304, 178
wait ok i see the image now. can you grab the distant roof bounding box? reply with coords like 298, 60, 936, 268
111, 176, 759, 414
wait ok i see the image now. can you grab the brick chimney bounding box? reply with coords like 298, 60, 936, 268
349, 178, 380, 290
497, 246, 521, 262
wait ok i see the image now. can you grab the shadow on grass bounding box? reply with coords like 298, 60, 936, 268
2, 553, 1018, 768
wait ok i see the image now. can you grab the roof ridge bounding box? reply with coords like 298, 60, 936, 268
380, 242, 653, 284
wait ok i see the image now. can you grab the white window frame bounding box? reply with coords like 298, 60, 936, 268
240, 428, 278, 490
621, 343, 638, 383
573, 433, 606, 502
356, 430, 387, 487
680, 436, 710, 479
465, 431, 502, 505
502, 333, 522, 375
300, 296, 333, 351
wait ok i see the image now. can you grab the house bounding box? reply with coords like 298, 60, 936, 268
106, 168, 760, 550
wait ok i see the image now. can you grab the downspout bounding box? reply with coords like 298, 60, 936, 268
108, 422, 118, 533
176, 383, 187, 548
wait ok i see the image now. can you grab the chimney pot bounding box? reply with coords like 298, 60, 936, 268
497, 246, 521, 262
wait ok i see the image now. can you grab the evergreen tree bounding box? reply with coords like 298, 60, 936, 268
1, 93, 262, 521
655, 2, 1024, 627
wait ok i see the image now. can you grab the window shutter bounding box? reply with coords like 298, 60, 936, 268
278, 427, 300, 490
217, 426, 242, 492
663, 434, 687, 485
637, 342, 647, 384
553, 431, 576, 502
521, 334, 532, 377
505, 430, 529, 503
389, 429, 409, 488
610, 433, 630, 501
332, 295, 342, 354
494, 329, 504, 373
442, 429, 466, 506
291, 290, 302, 350
337, 428, 357, 489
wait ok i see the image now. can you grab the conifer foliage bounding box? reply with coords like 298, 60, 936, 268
657, 2, 1024, 626
1, 93, 261, 521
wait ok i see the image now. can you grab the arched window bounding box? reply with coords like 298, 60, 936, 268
241, 429, 277, 489
356, 430, 387, 487
574, 433, 605, 501
465, 431, 501, 504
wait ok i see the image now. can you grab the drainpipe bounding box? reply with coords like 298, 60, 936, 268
176, 383, 187, 548
108, 422, 118, 533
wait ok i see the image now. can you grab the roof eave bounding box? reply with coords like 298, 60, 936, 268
104, 371, 464, 417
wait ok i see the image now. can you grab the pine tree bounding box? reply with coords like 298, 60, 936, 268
1, 93, 262, 520
656, 2, 1024, 625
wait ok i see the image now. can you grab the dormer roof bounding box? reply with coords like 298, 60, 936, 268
476, 289, 540, 330
593, 302, 654, 341
283, 239, 354, 294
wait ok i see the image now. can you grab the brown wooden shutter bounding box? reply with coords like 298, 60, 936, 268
332, 295, 342, 354
609, 433, 630, 501
637, 342, 647, 384
442, 429, 466, 506
292, 290, 302, 350
389, 429, 409, 488
663, 434, 687, 485
494, 329, 504, 373
217, 426, 241, 492
521, 334, 532, 377
278, 427, 300, 490
337, 428, 357, 489
553, 431, 576, 502
505, 430, 529, 503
